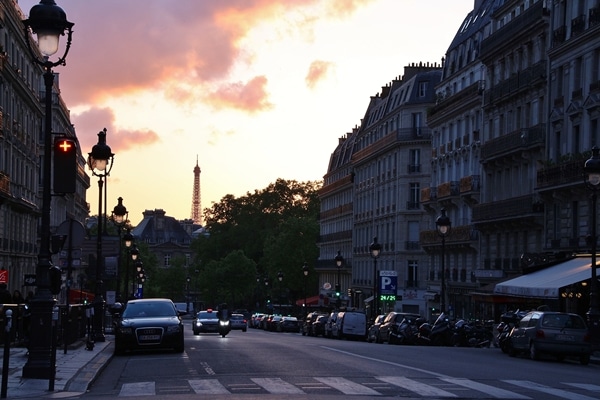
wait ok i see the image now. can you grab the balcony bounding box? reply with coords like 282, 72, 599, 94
483, 61, 547, 106
420, 186, 437, 203
0, 172, 10, 196
536, 157, 585, 190
472, 194, 543, 224
571, 14, 586, 36
480, 123, 545, 163
437, 181, 460, 199
420, 224, 478, 246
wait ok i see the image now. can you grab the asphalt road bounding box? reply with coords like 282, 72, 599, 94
81, 320, 600, 399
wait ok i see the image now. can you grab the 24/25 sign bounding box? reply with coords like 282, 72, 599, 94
379, 270, 397, 296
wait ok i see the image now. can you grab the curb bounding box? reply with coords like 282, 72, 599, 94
64, 340, 114, 393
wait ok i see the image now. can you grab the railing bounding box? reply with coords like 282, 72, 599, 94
537, 158, 584, 189
483, 61, 547, 106
480, 123, 545, 161
472, 194, 542, 222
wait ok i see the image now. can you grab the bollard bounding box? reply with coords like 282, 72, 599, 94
1, 309, 13, 398
49, 306, 59, 391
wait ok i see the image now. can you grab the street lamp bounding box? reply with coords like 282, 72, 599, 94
186, 276, 191, 313
334, 251, 344, 308
122, 229, 134, 302
22, 0, 73, 380
584, 146, 600, 346
302, 262, 309, 317
130, 245, 140, 297
436, 208, 451, 315
369, 237, 381, 322
111, 197, 128, 301
135, 260, 144, 298
277, 270, 284, 306
88, 128, 114, 342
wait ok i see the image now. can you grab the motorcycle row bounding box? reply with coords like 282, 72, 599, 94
380, 313, 495, 347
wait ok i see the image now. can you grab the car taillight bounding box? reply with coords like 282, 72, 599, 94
535, 329, 545, 338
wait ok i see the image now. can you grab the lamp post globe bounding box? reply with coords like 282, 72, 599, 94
436, 208, 451, 315
584, 146, 600, 346
302, 262, 309, 317
369, 237, 381, 322
22, 0, 74, 380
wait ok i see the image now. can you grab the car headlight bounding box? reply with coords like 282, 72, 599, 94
119, 327, 133, 335
219, 320, 230, 326
195, 321, 202, 327
167, 325, 181, 333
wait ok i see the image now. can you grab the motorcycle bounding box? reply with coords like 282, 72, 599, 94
217, 304, 231, 338
389, 316, 423, 345
451, 319, 493, 347
496, 310, 526, 353
418, 313, 454, 346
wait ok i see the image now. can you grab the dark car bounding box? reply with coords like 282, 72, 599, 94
193, 309, 220, 334
311, 315, 328, 337
377, 312, 421, 343
508, 311, 592, 364
113, 298, 184, 355
230, 313, 248, 332
277, 316, 300, 332
367, 314, 386, 343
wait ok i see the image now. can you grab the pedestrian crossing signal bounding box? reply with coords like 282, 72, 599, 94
54, 138, 77, 193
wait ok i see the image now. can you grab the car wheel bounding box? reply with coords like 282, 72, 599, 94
174, 342, 184, 353
376, 333, 382, 344
580, 354, 590, 365
242, 328, 247, 332
529, 342, 540, 361
113, 343, 124, 356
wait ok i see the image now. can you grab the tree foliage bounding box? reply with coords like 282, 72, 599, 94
192, 178, 321, 310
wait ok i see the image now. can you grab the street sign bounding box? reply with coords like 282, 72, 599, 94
379, 270, 397, 296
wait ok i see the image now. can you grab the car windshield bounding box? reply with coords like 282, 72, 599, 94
122, 302, 177, 318
198, 311, 218, 320
541, 314, 586, 329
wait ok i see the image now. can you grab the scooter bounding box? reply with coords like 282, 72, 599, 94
418, 313, 454, 346
217, 304, 231, 338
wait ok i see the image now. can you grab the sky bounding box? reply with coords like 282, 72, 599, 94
19, 0, 474, 225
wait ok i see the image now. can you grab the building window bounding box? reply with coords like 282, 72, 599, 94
408, 149, 421, 173
418, 81, 427, 97
407, 183, 420, 209
407, 260, 418, 287
164, 253, 171, 268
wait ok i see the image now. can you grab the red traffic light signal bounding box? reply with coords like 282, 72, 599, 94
54, 138, 77, 193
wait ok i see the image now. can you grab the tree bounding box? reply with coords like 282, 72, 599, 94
191, 178, 321, 309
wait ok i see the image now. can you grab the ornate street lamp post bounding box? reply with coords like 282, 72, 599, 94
186, 276, 191, 313
111, 197, 128, 301
22, 0, 73, 380
302, 262, 309, 317
122, 229, 134, 301
436, 208, 451, 315
130, 245, 140, 298
277, 270, 284, 307
584, 146, 600, 346
135, 260, 144, 298
334, 251, 344, 309
88, 129, 114, 342
369, 237, 381, 322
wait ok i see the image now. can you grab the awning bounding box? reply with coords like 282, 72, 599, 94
68, 289, 95, 304
295, 295, 321, 307
494, 256, 594, 299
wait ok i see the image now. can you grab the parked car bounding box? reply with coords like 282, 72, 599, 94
367, 314, 386, 343
173, 302, 191, 317
193, 309, 220, 334
114, 298, 184, 355
377, 312, 421, 343
265, 315, 282, 331
324, 312, 339, 338
302, 312, 321, 336
278, 316, 300, 332
331, 310, 367, 340
230, 313, 247, 332
251, 313, 265, 328
312, 315, 328, 337
507, 311, 592, 365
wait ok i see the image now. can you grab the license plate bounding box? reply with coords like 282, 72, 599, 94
555, 334, 574, 341
139, 334, 160, 340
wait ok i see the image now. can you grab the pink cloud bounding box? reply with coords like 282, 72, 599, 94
207, 76, 273, 112
73, 107, 160, 155
305, 60, 334, 89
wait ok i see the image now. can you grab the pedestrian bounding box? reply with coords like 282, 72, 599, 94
0, 283, 12, 304
12, 289, 25, 304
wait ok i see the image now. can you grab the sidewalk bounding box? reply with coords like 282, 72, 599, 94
0, 338, 112, 399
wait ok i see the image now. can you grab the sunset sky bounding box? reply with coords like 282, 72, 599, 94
19, 0, 474, 224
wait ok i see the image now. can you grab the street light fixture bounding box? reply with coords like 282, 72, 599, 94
277, 270, 284, 307
122, 229, 134, 301
334, 251, 344, 308
302, 262, 309, 317
111, 197, 128, 301
186, 276, 191, 313
87, 128, 114, 342
584, 146, 600, 346
135, 260, 144, 298
436, 208, 451, 315
369, 237, 381, 322
22, 0, 73, 380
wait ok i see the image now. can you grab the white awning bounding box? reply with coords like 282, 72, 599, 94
494, 256, 594, 299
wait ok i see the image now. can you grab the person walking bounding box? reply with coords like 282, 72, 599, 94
12, 290, 25, 304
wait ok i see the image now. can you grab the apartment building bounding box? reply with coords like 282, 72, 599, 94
0, 0, 88, 295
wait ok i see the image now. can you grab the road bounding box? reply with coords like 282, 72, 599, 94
82, 319, 600, 399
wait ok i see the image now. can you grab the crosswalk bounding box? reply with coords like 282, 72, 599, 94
117, 376, 600, 398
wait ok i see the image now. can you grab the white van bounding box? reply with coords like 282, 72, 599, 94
332, 310, 367, 340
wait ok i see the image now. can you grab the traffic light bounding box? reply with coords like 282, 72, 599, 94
48, 265, 62, 295
53, 137, 77, 193
335, 284, 340, 297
